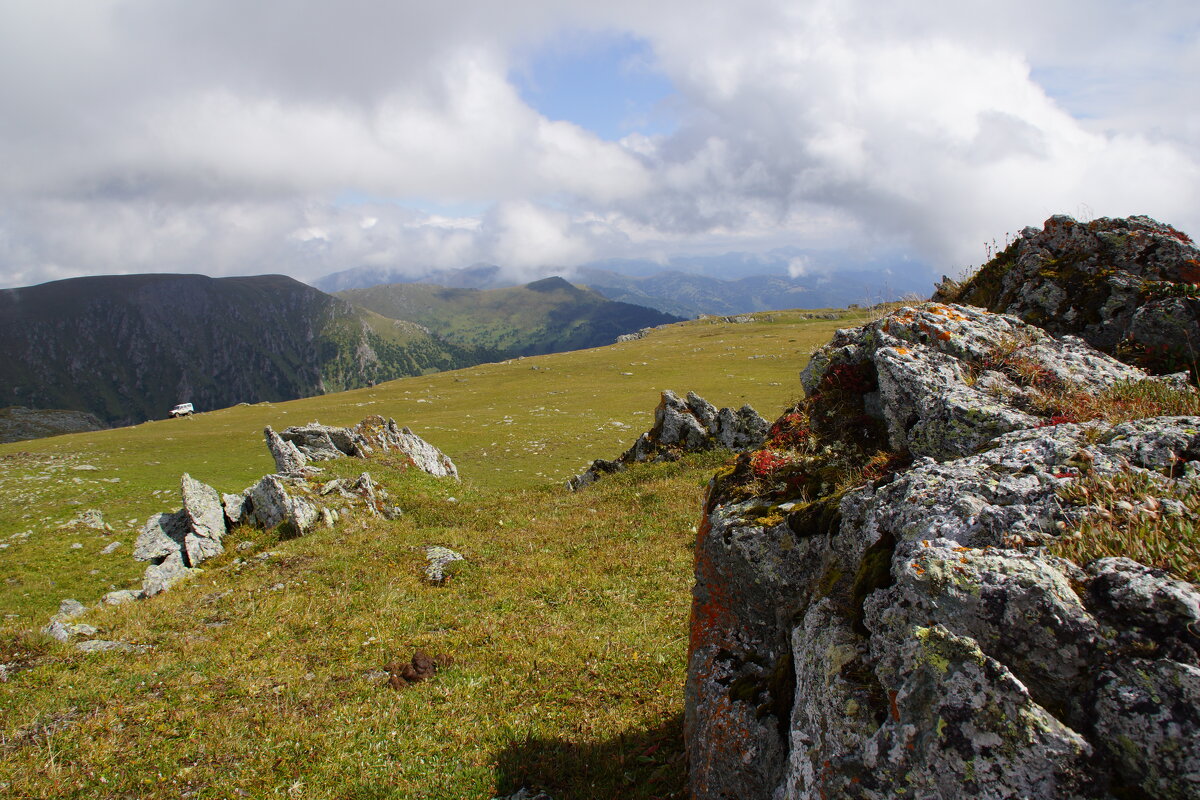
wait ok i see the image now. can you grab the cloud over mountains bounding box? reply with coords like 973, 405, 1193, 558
1, 0, 1196, 289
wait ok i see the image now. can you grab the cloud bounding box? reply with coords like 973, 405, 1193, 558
0, 0, 1197, 289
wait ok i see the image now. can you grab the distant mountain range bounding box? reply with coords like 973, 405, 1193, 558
0, 274, 478, 427
314, 257, 928, 318
1, 272, 677, 431
335, 276, 681, 357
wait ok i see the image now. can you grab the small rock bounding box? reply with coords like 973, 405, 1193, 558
102, 589, 142, 606
75, 640, 151, 654
100, 541, 122, 555
424, 546, 465, 584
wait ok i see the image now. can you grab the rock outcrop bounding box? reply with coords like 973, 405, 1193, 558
568, 390, 768, 490
128, 416, 456, 598
686, 301, 1200, 799
134, 473, 231, 596
935, 214, 1200, 378
279, 415, 459, 479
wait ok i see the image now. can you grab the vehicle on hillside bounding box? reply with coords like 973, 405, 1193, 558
169, 403, 194, 418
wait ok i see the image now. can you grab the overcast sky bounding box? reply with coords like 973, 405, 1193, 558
1, 0, 1197, 290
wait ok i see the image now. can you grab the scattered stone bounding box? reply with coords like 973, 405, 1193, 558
491, 789, 554, 800
61, 508, 112, 532
221, 493, 247, 527
71, 465, 99, 471
75, 640, 151, 654
102, 590, 142, 606
424, 546, 465, 584
57, 599, 85, 619
70, 542, 82, 550
569, 390, 768, 490
236, 540, 256, 552
383, 650, 453, 689
100, 541, 122, 555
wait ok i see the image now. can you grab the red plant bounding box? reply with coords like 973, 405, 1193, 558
1164, 224, 1194, 245
767, 413, 810, 449
750, 449, 792, 478
1036, 414, 1078, 428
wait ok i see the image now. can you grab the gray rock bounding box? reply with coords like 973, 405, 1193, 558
75, 640, 151, 654
935, 213, 1200, 376
799, 302, 1147, 460
569, 390, 769, 490
100, 540, 122, 555
142, 550, 193, 596
102, 589, 142, 606
180, 473, 226, 565
279, 422, 366, 460
133, 511, 188, 562
44, 620, 98, 642
222, 492, 247, 527
64, 508, 111, 531
57, 599, 86, 619
686, 300, 1200, 798
424, 546, 465, 584
264, 426, 309, 475
246, 474, 319, 537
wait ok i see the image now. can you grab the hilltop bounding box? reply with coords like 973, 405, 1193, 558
335, 276, 682, 357
0, 274, 477, 428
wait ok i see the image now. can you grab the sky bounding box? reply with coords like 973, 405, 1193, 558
0, 0, 1197, 291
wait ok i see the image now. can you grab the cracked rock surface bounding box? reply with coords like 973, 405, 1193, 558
686, 300, 1200, 799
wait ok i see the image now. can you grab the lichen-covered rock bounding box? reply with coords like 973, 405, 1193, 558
686, 300, 1200, 799
276, 415, 459, 479
934, 214, 1200, 377
800, 302, 1147, 460
132, 474, 230, 595
569, 390, 768, 489
689, 414, 1200, 798
279, 422, 366, 460
180, 473, 226, 565
424, 546, 465, 584
245, 474, 319, 537
265, 426, 309, 475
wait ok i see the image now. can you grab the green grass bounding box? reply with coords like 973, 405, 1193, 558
0, 310, 847, 799
0, 311, 844, 624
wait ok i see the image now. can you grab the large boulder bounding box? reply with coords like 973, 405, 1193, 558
568, 390, 768, 490
935, 214, 1200, 377
686, 302, 1200, 799
132, 473, 229, 595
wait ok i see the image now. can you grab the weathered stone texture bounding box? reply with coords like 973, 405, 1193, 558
686, 297, 1200, 799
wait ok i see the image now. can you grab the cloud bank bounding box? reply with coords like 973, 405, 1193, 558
0, 0, 1196, 289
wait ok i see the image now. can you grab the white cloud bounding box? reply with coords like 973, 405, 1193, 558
0, 0, 1197, 289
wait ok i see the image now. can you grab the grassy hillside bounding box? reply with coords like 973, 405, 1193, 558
336, 277, 682, 357
0, 310, 853, 799
0, 274, 477, 428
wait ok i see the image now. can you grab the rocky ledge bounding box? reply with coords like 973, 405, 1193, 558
685, 299, 1200, 799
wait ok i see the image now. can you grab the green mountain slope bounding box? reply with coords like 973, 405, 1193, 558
336, 276, 683, 357
0, 274, 477, 427
0, 309, 855, 799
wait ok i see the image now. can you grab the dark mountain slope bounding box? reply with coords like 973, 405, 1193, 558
0, 273, 476, 426
336, 276, 682, 357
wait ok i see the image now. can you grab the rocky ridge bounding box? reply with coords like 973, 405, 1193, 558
935, 214, 1200, 378
78, 417, 458, 611
568, 389, 769, 490
686, 298, 1200, 799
